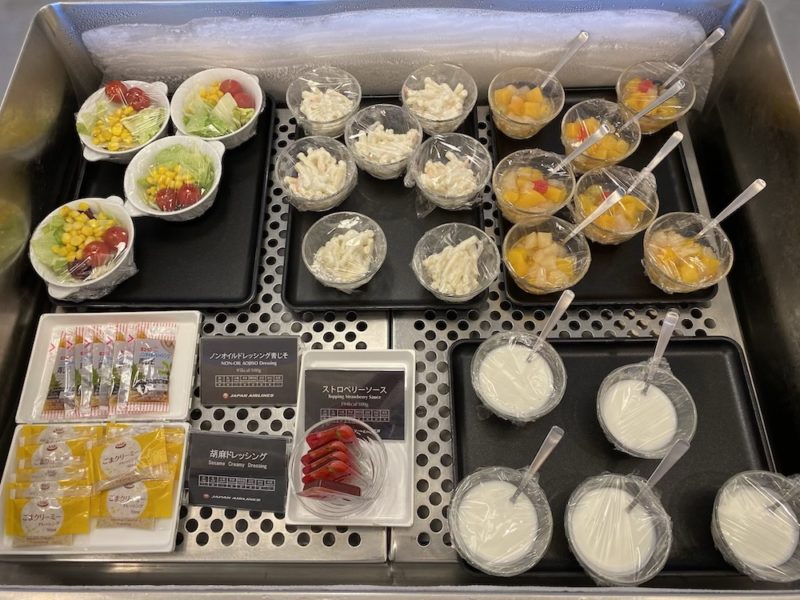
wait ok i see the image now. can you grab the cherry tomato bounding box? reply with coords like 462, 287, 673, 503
233, 92, 255, 110
220, 79, 243, 95
155, 188, 178, 212
82, 241, 114, 268
176, 183, 202, 208
102, 226, 129, 249
124, 87, 151, 111
104, 80, 128, 103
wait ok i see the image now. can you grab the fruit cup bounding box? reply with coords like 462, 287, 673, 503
571, 166, 658, 245
493, 149, 575, 223
561, 99, 641, 173
502, 216, 591, 295
287, 66, 362, 138
643, 212, 733, 293
488, 67, 566, 140
616, 62, 696, 135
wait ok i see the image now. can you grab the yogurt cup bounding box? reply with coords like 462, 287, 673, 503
488, 67, 565, 140
470, 332, 567, 423
449, 466, 553, 576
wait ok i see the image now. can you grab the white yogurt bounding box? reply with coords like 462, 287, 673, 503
717, 485, 800, 570
476, 344, 554, 419
568, 486, 657, 577
599, 379, 678, 454
457, 479, 538, 565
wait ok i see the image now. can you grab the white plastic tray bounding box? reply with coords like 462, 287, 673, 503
0, 422, 189, 555
286, 349, 415, 528
16, 311, 201, 423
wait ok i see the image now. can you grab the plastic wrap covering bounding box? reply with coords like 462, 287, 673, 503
493, 149, 576, 224
712, 470, 800, 583
616, 61, 697, 134
81, 9, 713, 105
401, 63, 477, 135
28, 198, 137, 302
411, 223, 499, 303
571, 165, 658, 245
170, 68, 264, 149
596, 359, 697, 459
489, 67, 565, 140
123, 136, 225, 221
301, 211, 387, 293
75, 80, 169, 164
502, 216, 591, 295
344, 104, 422, 180
289, 418, 388, 519
276, 136, 357, 212
643, 211, 733, 294
566, 473, 672, 586
405, 133, 491, 216
470, 331, 566, 424
287, 66, 361, 137
449, 466, 553, 576
561, 98, 641, 173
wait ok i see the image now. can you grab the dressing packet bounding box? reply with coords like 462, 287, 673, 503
18, 425, 104, 446
5, 489, 92, 547
95, 479, 174, 529
109, 324, 135, 414
14, 464, 91, 484
17, 439, 89, 469
91, 428, 169, 491
74, 326, 94, 416
43, 328, 77, 417
90, 324, 116, 415
121, 323, 176, 413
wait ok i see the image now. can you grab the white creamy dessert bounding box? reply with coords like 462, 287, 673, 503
599, 379, 678, 454
405, 77, 468, 121
418, 151, 477, 198
311, 229, 375, 283
476, 343, 554, 419
353, 123, 420, 165
284, 147, 347, 200
717, 485, 800, 570
568, 486, 658, 578
422, 235, 481, 296
457, 479, 538, 566
299, 85, 354, 123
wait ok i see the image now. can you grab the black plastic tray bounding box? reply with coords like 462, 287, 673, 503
281, 100, 485, 312
63, 97, 276, 308
492, 88, 717, 306
450, 337, 774, 586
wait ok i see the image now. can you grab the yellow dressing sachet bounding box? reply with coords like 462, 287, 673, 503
18, 425, 104, 446
5, 491, 91, 547
95, 479, 175, 528
17, 439, 89, 469
14, 464, 90, 484
91, 428, 168, 491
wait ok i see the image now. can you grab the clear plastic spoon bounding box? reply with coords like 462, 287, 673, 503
620, 80, 686, 131
541, 31, 590, 88
526, 289, 575, 362
664, 28, 726, 88
642, 309, 679, 394
696, 179, 767, 238
627, 439, 690, 512
549, 124, 611, 175
564, 188, 624, 243
510, 425, 565, 504
627, 131, 684, 194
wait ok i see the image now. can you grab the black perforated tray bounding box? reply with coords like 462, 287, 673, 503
492, 88, 717, 306
450, 336, 776, 587
62, 97, 276, 308
281, 99, 485, 312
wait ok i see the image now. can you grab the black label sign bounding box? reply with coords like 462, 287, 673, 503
200, 336, 298, 406
188, 432, 288, 513
303, 369, 405, 441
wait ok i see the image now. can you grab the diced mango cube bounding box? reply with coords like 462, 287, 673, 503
525, 87, 544, 103
494, 86, 514, 107
518, 190, 547, 208
508, 95, 525, 116
544, 185, 566, 204
507, 247, 529, 275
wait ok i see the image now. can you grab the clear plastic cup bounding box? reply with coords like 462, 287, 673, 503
302, 211, 387, 292
566, 473, 672, 586
643, 212, 733, 294
502, 216, 591, 295
470, 331, 567, 423
560, 99, 641, 173
401, 63, 478, 135
405, 133, 492, 211
712, 470, 800, 582
449, 466, 553, 577
597, 360, 697, 459
275, 136, 357, 212
288, 417, 388, 519
493, 149, 575, 223
286, 66, 362, 137
571, 165, 658, 245
411, 223, 500, 303
344, 104, 422, 180
616, 61, 696, 135
488, 67, 566, 140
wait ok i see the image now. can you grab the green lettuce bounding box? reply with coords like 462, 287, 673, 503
121, 106, 166, 145
182, 92, 255, 137
31, 214, 67, 273
137, 144, 216, 203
